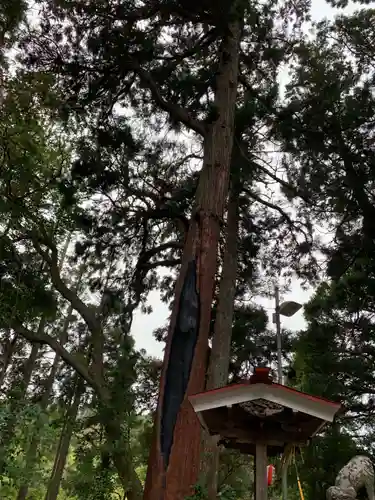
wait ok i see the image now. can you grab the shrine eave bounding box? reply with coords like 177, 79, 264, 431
189, 382, 341, 423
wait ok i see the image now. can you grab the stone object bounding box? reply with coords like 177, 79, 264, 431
327, 456, 374, 500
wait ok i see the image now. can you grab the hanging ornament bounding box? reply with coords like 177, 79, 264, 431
267, 464, 276, 486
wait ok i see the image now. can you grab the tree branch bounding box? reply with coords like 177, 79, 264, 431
244, 188, 296, 228
136, 241, 183, 269
11, 319, 108, 401
143, 258, 181, 271
131, 63, 206, 137
233, 137, 309, 205
30, 230, 103, 339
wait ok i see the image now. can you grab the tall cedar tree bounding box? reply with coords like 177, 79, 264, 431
21, 1, 313, 498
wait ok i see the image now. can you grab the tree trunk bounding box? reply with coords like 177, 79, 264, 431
44, 379, 84, 500
16, 266, 85, 500
104, 419, 144, 500
0, 325, 42, 474
11, 258, 143, 498
143, 11, 242, 500
207, 184, 240, 389
0, 332, 18, 387
203, 183, 240, 500
16, 313, 73, 500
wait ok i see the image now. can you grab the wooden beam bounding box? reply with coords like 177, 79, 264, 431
255, 442, 267, 500
220, 424, 308, 444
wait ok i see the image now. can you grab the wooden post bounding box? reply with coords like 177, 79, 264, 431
255, 443, 268, 500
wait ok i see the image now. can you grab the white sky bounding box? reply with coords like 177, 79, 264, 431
130, 0, 373, 358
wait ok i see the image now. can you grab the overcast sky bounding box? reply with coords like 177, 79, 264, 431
130, 0, 372, 359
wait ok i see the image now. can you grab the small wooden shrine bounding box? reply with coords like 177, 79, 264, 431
189, 367, 342, 500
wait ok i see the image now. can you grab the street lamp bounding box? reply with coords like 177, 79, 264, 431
273, 287, 302, 384
272, 286, 302, 500
279, 301, 303, 318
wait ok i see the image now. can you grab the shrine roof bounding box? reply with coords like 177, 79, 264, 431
188, 368, 342, 455
190, 381, 340, 416
189, 368, 341, 423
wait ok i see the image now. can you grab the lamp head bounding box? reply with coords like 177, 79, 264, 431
279, 301, 302, 317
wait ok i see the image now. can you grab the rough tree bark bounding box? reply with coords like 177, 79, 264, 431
203, 181, 240, 500
206, 183, 240, 389
143, 8, 242, 500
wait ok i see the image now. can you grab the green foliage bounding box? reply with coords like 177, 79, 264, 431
185, 484, 207, 500
290, 269, 375, 497
0, 403, 61, 498
186, 482, 238, 500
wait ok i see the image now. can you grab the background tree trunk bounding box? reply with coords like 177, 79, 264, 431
16, 266, 85, 500
202, 182, 240, 500
0, 326, 42, 475
44, 378, 84, 500
0, 332, 18, 387
207, 183, 240, 389
104, 419, 143, 500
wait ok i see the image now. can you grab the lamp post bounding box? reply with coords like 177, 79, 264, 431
273, 286, 302, 500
